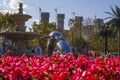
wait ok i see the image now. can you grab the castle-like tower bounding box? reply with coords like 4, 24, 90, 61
57, 14, 65, 30
41, 12, 50, 23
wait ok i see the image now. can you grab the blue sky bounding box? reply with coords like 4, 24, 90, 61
0, 0, 120, 30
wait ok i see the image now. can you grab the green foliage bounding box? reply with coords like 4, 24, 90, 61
105, 5, 120, 28
0, 12, 15, 31
108, 37, 118, 51
88, 32, 118, 52
98, 24, 114, 54
70, 35, 88, 48
88, 33, 104, 51
68, 18, 84, 48
98, 24, 113, 38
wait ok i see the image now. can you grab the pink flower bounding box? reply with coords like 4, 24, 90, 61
0, 54, 120, 79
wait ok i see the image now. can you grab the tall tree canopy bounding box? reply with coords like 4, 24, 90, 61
105, 5, 120, 54
98, 24, 113, 54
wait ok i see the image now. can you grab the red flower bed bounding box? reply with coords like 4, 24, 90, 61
0, 54, 120, 80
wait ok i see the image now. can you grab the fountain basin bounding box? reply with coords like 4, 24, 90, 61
0, 32, 41, 56
11, 14, 32, 22
0, 32, 41, 41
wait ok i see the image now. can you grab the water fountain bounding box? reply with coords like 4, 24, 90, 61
0, 3, 40, 56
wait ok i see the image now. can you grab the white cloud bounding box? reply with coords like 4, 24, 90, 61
8, 0, 22, 10
3, 0, 8, 7
2, 0, 28, 10
0, 0, 29, 14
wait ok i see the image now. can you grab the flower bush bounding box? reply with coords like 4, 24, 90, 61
0, 53, 120, 80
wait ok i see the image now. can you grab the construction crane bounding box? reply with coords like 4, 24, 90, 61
71, 12, 76, 19
39, 7, 41, 24
54, 6, 64, 30
54, 8, 58, 28
71, 12, 80, 19
54, 6, 63, 19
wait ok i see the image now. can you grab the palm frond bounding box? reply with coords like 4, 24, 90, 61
110, 6, 118, 17
115, 5, 120, 17
105, 12, 115, 17
104, 16, 115, 20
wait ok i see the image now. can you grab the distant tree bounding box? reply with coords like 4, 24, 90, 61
68, 19, 76, 28
0, 13, 3, 31
108, 37, 118, 52
72, 35, 88, 48
68, 18, 83, 47
88, 33, 104, 51
0, 12, 15, 31
83, 17, 94, 26
68, 19, 76, 46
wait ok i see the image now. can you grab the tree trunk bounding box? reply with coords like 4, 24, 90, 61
105, 35, 108, 55
118, 27, 120, 55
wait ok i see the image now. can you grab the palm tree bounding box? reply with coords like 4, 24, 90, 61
98, 24, 113, 54
105, 5, 120, 54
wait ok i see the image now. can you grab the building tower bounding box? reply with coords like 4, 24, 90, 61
57, 14, 65, 30
41, 12, 50, 23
